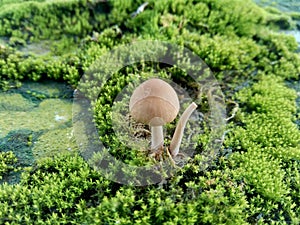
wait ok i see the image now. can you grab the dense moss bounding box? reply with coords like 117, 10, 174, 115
0, 0, 300, 224
0, 151, 18, 180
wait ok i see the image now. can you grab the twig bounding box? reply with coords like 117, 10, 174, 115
131, 2, 149, 17
225, 100, 239, 121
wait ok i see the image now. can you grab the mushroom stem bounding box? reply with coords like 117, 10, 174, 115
150, 126, 164, 151
170, 102, 197, 157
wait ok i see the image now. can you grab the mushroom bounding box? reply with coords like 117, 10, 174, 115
169, 102, 197, 157
129, 78, 197, 158
129, 78, 180, 152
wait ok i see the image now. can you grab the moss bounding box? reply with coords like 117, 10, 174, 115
0, 0, 300, 224
0, 97, 72, 137
0, 0, 111, 44
0, 81, 75, 184
0, 151, 18, 180
224, 75, 300, 222
0, 153, 250, 224
0, 93, 36, 111
32, 127, 78, 160
290, 12, 300, 20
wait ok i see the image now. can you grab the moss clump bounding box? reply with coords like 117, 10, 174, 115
0, 151, 18, 180
224, 75, 300, 223
0, 153, 250, 224
0, 0, 111, 45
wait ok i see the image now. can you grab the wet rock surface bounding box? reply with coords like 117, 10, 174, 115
0, 80, 77, 184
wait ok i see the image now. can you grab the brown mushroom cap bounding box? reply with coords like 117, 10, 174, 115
129, 78, 180, 126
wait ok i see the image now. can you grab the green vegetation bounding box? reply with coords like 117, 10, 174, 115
0, 0, 300, 224
0, 151, 18, 180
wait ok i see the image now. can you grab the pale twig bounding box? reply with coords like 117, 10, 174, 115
225, 100, 239, 121
131, 2, 149, 17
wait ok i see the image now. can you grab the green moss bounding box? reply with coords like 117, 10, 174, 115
0, 81, 76, 184
0, 97, 72, 138
0, 0, 109, 43
290, 11, 300, 20
224, 75, 300, 222
0, 0, 300, 224
32, 127, 77, 160
0, 93, 35, 111
0, 151, 18, 180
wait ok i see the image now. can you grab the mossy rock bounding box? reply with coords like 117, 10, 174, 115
0, 93, 36, 111
32, 127, 78, 160
0, 80, 75, 184
0, 97, 72, 138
